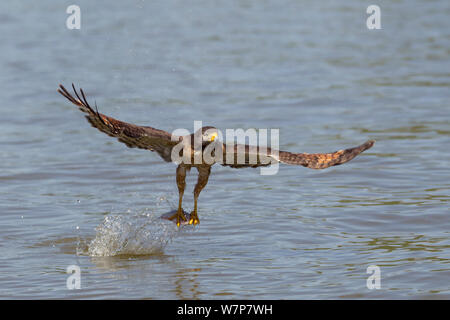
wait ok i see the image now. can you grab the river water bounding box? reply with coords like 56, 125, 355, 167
0, 0, 449, 299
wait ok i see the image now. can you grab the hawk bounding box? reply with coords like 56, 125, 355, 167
58, 84, 375, 226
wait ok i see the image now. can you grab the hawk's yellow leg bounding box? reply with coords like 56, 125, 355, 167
168, 195, 187, 227
189, 166, 211, 225
168, 165, 188, 227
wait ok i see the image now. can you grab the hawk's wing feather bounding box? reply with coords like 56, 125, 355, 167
277, 140, 375, 169
58, 84, 179, 162
221, 140, 374, 169
220, 143, 274, 168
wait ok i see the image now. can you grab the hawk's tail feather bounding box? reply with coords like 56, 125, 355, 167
278, 140, 375, 169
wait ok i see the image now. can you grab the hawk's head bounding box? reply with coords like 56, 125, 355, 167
195, 126, 218, 144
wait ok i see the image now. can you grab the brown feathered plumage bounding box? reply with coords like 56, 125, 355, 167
58, 83, 374, 169
220, 140, 374, 169
58, 84, 179, 162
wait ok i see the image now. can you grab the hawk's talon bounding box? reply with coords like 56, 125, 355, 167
168, 209, 187, 227
189, 211, 200, 225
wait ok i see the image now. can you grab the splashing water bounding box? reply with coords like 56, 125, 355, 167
86, 212, 179, 257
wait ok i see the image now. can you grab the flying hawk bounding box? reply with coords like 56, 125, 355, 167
58, 84, 374, 226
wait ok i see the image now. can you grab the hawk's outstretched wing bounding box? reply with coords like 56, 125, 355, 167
220, 143, 274, 168
58, 84, 180, 162
220, 140, 374, 169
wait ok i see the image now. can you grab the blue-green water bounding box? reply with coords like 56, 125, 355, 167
0, 0, 449, 299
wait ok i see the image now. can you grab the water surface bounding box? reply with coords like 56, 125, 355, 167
0, 0, 449, 299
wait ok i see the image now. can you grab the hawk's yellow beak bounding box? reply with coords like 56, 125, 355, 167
210, 132, 218, 142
